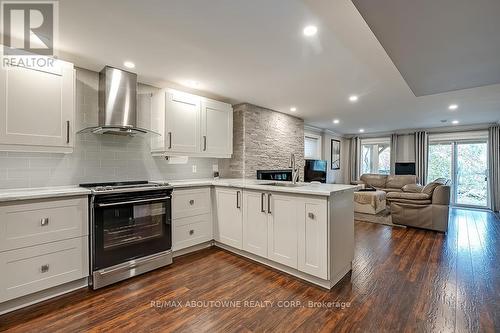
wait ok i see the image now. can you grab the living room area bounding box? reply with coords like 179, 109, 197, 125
304, 124, 499, 233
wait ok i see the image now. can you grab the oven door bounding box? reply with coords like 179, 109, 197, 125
92, 190, 172, 271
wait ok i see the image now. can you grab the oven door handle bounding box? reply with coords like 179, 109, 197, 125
96, 196, 171, 207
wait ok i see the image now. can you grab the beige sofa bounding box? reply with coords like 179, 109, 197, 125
354, 174, 419, 193
386, 179, 451, 233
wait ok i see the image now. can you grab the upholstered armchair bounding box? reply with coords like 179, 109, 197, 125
386, 179, 451, 232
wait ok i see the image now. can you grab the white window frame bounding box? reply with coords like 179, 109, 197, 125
304, 132, 322, 160
359, 137, 391, 175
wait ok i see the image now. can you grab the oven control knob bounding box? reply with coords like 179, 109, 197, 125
189, 229, 194, 235
189, 199, 195, 205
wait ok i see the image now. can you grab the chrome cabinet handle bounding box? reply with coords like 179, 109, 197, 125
66, 121, 70, 144
261, 193, 266, 213
308, 212, 315, 219
189, 199, 195, 205
96, 196, 171, 207
40, 217, 49, 226
40, 264, 50, 273
189, 229, 194, 235
203, 136, 207, 151
236, 191, 241, 209
267, 193, 272, 214
168, 132, 172, 149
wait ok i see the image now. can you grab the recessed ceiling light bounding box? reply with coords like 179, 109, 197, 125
359, 128, 365, 133
448, 104, 458, 110
290, 107, 297, 112
349, 95, 359, 102
333, 119, 340, 124
303, 25, 318, 37
184, 80, 201, 88
452, 120, 459, 125
123, 61, 135, 69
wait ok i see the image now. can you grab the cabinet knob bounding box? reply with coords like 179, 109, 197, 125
40, 217, 49, 226
189, 229, 194, 235
308, 212, 315, 219
40, 264, 50, 273
189, 199, 195, 205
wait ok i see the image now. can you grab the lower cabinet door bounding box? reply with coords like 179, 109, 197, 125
173, 213, 212, 251
0, 237, 88, 303
267, 193, 298, 269
214, 188, 243, 249
242, 190, 268, 257
298, 198, 328, 279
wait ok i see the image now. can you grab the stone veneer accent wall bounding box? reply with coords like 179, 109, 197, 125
220, 103, 304, 180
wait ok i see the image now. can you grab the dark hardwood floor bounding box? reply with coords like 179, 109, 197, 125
1, 208, 499, 332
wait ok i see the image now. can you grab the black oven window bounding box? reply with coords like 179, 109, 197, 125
102, 202, 166, 250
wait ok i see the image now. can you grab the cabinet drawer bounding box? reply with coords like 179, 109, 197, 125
172, 187, 211, 219
173, 214, 212, 251
0, 237, 89, 303
0, 197, 88, 252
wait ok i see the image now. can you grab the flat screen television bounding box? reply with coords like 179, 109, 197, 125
395, 162, 416, 175
304, 159, 327, 183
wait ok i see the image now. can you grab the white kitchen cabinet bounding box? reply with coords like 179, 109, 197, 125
242, 190, 268, 257
172, 187, 212, 251
165, 90, 201, 153
267, 193, 298, 269
0, 195, 88, 305
0, 237, 88, 303
297, 197, 328, 279
241, 190, 328, 275
201, 98, 232, 155
0, 60, 75, 153
214, 187, 242, 249
151, 89, 232, 158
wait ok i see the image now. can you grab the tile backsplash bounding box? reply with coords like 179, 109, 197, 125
0, 68, 217, 189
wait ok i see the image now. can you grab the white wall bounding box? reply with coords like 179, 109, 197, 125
322, 133, 349, 184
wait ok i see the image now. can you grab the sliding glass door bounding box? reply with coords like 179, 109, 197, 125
427, 140, 489, 208
455, 142, 488, 207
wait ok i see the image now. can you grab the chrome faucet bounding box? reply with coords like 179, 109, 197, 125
289, 153, 299, 184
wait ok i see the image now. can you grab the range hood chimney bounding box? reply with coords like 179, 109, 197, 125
77, 66, 159, 136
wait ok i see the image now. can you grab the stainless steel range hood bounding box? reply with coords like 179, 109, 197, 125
77, 66, 159, 136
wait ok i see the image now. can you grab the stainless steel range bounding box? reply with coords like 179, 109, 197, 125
80, 181, 173, 289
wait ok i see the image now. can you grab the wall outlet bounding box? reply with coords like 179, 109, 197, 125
192, 165, 197, 173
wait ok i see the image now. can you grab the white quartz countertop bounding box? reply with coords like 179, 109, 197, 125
0, 186, 91, 202
168, 178, 360, 196
0, 179, 359, 202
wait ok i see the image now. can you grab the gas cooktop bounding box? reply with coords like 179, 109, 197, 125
79, 181, 172, 194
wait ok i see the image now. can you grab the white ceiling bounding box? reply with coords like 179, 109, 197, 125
353, 0, 500, 97
58, 0, 500, 134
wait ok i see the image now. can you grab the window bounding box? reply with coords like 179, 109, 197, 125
304, 133, 322, 160
360, 137, 391, 174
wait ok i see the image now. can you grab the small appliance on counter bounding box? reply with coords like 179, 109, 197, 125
80, 181, 173, 289
256, 169, 292, 181
304, 159, 327, 183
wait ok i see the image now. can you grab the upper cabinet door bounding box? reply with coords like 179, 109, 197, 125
201, 98, 232, 156
0, 60, 75, 152
165, 90, 201, 153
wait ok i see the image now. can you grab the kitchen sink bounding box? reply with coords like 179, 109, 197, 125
262, 182, 305, 187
